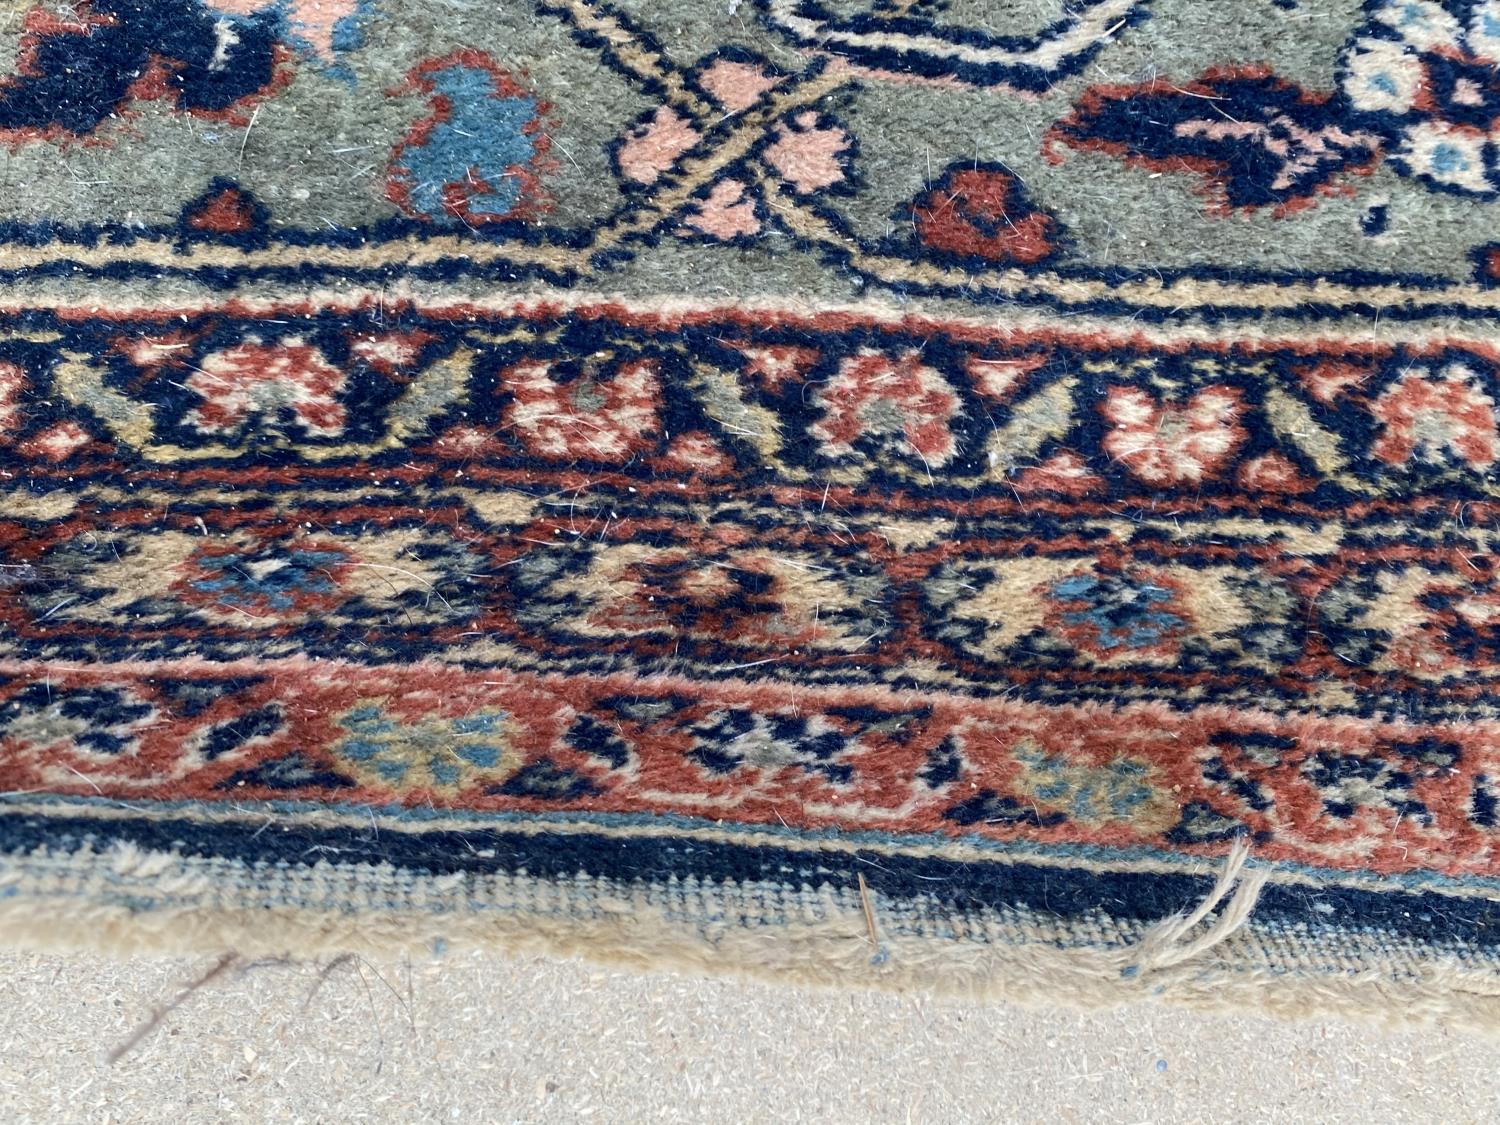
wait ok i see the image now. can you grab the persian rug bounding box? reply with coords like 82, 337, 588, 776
5, 0, 1500, 1028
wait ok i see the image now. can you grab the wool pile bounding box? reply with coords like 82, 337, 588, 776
4, 0, 1500, 1026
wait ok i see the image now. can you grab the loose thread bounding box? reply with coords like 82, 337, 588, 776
105, 952, 240, 1065
1120, 838, 1269, 980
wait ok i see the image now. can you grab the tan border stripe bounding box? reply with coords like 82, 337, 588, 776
4, 283, 1500, 342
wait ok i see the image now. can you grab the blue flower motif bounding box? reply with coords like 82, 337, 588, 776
1012, 743, 1173, 827
1340, 0, 1500, 197
332, 703, 518, 793
186, 546, 348, 612
1050, 573, 1188, 653
387, 52, 552, 225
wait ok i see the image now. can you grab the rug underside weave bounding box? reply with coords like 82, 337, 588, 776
5, 0, 1500, 1028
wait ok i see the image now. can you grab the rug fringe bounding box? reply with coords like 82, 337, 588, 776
1120, 839, 1269, 978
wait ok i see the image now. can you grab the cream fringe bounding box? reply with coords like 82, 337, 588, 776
1122, 838, 1269, 978
2, 840, 1498, 1032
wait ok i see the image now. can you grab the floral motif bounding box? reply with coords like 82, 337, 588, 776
616, 107, 701, 185
172, 540, 356, 620
1009, 741, 1177, 831
1043, 569, 1192, 660
616, 52, 851, 237
505, 526, 891, 656
1340, 0, 1500, 196
1320, 556, 1500, 676
762, 110, 853, 195
945, 724, 1179, 834
923, 553, 1300, 673
386, 51, 554, 224
683, 178, 762, 240
1047, 67, 1382, 214
1300, 737, 1461, 826
1369, 361, 1500, 469
501, 355, 661, 462
1394, 569, 1500, 674
30, 524, 478, 639
1100, 384, 1247, 484
688, 710, 857, 786
332, 702, 521, 796
810, 349, 962, 469
185, 337, 347, 438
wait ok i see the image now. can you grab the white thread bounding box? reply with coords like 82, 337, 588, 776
1121, 838, 1269, 979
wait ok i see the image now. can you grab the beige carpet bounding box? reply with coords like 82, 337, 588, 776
0, 950, 1493, 1123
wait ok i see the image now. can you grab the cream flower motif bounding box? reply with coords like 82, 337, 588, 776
1339, 0, 1500, 196
186, 337, 347, 438
1099, 385, 1246, 485
810, 349, 962, 468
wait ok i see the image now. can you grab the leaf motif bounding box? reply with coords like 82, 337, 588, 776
986, 376, 1076, 477
1046, 66, 1383, 215
688, 359, 802, 479
1263, 386, 1347, 474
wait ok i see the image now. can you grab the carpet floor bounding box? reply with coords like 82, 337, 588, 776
2, 950, 1495, 1124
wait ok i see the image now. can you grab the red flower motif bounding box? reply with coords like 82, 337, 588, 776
502, 357, 661, 462
1100, 385, 1246, 485
910, 165, 1061, 265
810, 349, 961, 468
186, 338, 347, 437
1370, 363, 1499, 469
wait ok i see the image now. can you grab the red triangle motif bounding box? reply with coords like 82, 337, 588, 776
967, 354, 1048, 404
185, 187, 258, 234
656, 431, 735, 477
739, 344, 819, 389
1011, 450, 1102, 496
1237, 452, 1315, 494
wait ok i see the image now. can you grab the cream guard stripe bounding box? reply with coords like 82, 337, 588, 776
7, 216, 1500, 316
764, 0, 1140, 68
4, 283, 1500, 343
